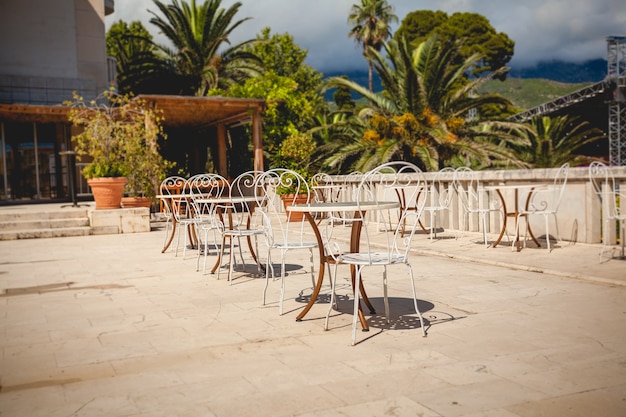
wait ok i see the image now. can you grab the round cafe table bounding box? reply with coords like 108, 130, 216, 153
481, 184, 547, 251
287, 200, 400, 331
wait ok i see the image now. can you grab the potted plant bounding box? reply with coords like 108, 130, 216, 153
274, 132, 316, 221
66, 89, 171, 210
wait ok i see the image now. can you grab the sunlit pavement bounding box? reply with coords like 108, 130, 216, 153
1, 220, 625, 417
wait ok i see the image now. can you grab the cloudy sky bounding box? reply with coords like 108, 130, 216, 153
106, 0, 626, 73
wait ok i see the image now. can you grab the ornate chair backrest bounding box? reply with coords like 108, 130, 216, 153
311, 172, 336, 203
159, 176, 187, 220
354, 161, 425, 263
188, 173, 229, 223
254, 168, 312, 247
227, 171, 262, 231
589, 161, 621, 219
427, 166, 455, 209
453, 167, 477, 212
528, 163, 569, 213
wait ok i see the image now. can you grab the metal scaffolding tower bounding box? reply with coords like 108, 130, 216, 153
607, 35, 626, 166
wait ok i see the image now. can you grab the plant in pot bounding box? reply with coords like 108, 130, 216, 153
66, 89, 171, 210
120, 105, 173, 210
274, 132, 317, 221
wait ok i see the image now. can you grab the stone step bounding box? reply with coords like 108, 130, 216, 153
0, 217, 90, 231
0, 207, 90, 240
0, 208, 89, 223
0, 205, 153, 240
0, 227, 92, 241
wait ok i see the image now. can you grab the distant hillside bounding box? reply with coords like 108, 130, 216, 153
508, 59, 606, 83
479, 78, 593, 110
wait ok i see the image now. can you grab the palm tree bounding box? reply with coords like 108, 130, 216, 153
347, 0, 397, 92
148, 0, 261, 96
323, 35, 529, 172
512, 115, 605, 168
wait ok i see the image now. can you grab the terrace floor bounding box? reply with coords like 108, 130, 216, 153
0, 204, 625, 416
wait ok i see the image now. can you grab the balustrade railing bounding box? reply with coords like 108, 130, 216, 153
328, 166, 626, 246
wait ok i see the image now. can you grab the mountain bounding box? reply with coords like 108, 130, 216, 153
508, 59, 607, 83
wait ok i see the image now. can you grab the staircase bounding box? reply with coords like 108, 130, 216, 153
0, 206, 91, 241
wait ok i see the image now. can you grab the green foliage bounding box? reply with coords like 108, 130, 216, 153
148, 0, 261, 95
106, 20, 178, 95
213, 28, 324, 165
511, 115, 605, 168
395, 10, 515, 80
65, 89, 173, 198
274, 132, 316, 194
322, 34, 526, 172
348, 0, 397, 91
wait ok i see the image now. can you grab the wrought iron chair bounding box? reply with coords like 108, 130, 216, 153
589, 161, 626, 260
453, 167, 505, 247
215, 171, 265, 283
513, 163, 569, 252
189, 173, 229, 272
322, 161, 427, 345
254, 169, 318, 315
421, 167, 455, 240
158, 176, 185, 253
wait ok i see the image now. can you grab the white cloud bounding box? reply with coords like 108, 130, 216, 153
107, 0, 626, 72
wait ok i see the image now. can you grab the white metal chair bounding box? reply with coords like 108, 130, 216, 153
158, 176, 186, 253
322, 161, 427, 345
160, 176, 199, 258
421, 167, 455, 240
254, 169, 318, 315
215, 171, 265, 283
453, 167, 504, 247
189, 173, 229, 273
513, 163, 569, 252
589, 161, 626, 260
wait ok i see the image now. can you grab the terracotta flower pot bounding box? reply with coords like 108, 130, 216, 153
281, 194, 308, 222
87, 177, 127, 209
121, 196, 152, 209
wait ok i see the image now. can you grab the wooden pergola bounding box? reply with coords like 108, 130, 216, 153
137, 95, 266, 176
0, 95, 267, 177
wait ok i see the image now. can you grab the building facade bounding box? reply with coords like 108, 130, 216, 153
0, 0, 115, 203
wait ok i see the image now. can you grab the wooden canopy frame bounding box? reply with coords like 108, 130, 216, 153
137, 95, 266, 176
0, 95, 267, 176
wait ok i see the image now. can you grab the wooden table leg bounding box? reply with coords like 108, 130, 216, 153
491, 190, 507, 248
162, 218, 177, 253
295, 211, 372, 331
296, 212, 326, 321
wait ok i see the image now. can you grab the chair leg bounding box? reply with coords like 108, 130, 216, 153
351, 266, 362, 346
263, 250, 272, 306
228, 239, 235, 285
382, 266, 390, 324
600, 219, 609, 260
481, 213, 488, 247
279, 251, 286, 315
195, 230, 202, 272
551, 213, 562, 251
545, 215, 551, 252
216, 236, 227, 280
325, 262, 339, 331
236, 236, 245, 270
407, 263, 426, 337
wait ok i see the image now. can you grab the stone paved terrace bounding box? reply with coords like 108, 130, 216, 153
0, 206, 625, 416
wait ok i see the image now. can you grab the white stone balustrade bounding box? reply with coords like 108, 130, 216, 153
329, 166, 626, 245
